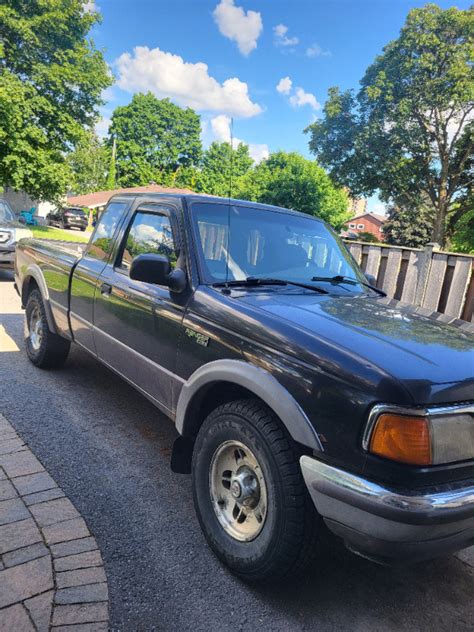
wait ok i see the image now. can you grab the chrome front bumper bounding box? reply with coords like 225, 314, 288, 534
301, 456, 474, 564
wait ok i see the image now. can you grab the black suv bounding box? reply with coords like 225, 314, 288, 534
47, 206, 88, 231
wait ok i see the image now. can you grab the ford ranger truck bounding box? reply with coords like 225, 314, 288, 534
15, 193, 474, 581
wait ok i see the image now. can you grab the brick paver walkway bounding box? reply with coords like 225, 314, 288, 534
0, 414, 109, 631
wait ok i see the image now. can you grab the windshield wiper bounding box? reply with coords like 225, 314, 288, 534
310, 275, 386, 296
212, 277, 328, 294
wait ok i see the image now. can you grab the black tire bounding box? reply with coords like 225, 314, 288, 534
25, 289, 70, 368
192, 399, 321, 582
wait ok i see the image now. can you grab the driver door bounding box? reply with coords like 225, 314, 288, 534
93, 204, 187, 413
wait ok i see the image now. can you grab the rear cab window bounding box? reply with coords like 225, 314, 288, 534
87, 201, 129, 261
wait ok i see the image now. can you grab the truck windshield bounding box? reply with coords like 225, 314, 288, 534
191, 202, 366, 291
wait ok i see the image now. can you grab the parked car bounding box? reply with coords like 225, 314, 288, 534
0, 199, 32, 268
15, 194, 474, 581
47, 206, 88, 231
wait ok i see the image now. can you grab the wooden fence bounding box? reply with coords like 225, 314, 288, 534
344, 241, 474, 323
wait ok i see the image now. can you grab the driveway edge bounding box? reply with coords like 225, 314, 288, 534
0, 413, 109, 631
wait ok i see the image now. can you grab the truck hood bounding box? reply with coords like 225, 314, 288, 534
235, 291, 474, 402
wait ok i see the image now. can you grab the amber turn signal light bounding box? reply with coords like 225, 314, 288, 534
369, 414, 432, 465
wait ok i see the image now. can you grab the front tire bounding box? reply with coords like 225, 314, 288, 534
25, 289, 70, 368
192, 399, 320, 582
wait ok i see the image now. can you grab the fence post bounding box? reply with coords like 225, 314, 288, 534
414, 242, 438, 306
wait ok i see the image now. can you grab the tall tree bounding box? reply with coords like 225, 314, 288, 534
236, 152, 350, 229
383, 199, 435, 248
67, 131, 109, 195
306, 4, 473, 247
0, 0, 112, 201
109, 94, 202, 187
197, 142, 253, 197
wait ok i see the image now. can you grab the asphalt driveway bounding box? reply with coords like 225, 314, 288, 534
1, 270, 473, 631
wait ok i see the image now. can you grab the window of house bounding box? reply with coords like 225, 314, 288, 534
118, 211, 177, 272
349, 223, 356, 229
357, 223, 365, 229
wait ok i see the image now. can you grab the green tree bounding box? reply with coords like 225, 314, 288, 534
383, 198, 435, 248
109, 93, 202, 187
0, 0, 112, 201
449, 208, 474, 254
197, 142, 253, 196
306, 4, 473, 248
67, 131, 109, 195
236, 152, 350, 229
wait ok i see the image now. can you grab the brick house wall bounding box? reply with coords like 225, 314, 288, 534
344, 213, 386, 241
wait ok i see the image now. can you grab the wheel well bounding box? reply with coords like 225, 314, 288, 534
21, 276, 39, 307
182, 381, 260, 439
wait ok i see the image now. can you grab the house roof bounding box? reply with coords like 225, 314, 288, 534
345, 212, 386, 225
67, 184, 197, 209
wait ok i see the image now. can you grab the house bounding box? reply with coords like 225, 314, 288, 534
343, 212, 386, 241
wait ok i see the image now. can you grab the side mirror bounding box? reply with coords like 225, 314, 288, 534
365, 273, 377, 287
129, 254, 186, 292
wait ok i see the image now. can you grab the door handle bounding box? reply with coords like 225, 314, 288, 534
100, 282, 112, 296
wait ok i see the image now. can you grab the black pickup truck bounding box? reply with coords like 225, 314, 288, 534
15, 193, 474, 581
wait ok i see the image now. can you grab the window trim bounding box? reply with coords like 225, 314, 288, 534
357, 223, 365, 230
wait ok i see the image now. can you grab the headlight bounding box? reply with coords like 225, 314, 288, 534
363, 403, 474, 465
0, 230, 11, 243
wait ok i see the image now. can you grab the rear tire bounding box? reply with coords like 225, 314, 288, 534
192, 399, 321, 582
25, 289, 70, 368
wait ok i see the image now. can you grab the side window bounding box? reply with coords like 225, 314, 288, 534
117, 211, 177, 272
88, 202, 127, 261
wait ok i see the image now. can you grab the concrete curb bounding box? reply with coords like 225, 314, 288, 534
0, 414, 109, 631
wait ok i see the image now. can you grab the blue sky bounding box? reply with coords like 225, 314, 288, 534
90, 0, 469, 212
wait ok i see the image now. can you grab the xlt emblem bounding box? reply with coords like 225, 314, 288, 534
185, 328, 210, 347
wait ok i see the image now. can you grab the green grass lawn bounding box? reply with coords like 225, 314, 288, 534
30, 225, 90, 243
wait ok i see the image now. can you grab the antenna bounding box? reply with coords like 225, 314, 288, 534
224, 118, 234, 289
228, 117, 234, 199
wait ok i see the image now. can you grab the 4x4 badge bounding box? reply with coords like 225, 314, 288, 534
185, 328, 210, 347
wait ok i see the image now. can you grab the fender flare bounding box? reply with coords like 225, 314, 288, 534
21, 265, 57, 333
175, 359, 323, 452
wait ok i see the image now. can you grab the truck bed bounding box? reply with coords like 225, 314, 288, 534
15, 237, 87, 337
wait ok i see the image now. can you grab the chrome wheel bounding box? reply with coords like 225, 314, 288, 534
210, 440, 268, 542
29, 306, 43, 351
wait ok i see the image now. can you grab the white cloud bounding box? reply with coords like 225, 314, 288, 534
213, 0, 263, 56
210, 114, 269, 163
273, 24, 299, 47
306, 43, 331, 58
289, 87, 321, 111
115, 46, 262, 118
211, 114, 235, 144
276, 76, 292, 95
95, 116, 111, 138
84, 1, 98, 12
248, 143, 269, 163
